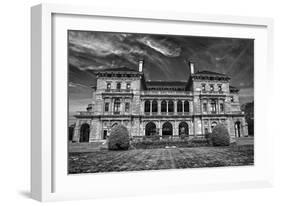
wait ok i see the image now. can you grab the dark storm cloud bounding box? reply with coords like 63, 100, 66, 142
68, 31, 254, 113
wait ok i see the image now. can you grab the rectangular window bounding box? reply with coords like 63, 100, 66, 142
230, 96, 234, 102
116, 82, 121, 90
125, 102, 130, 112
114, 99, 121, 114
126, 83, 131, 90
210, 84, 214, 92
106, 82, 111, 90
218, 85, 222, 92
220, 103, 224, 112
202, 84, 206, 92
104, 102, 109, 112
203, 103, 207, 112
210, 101, 216, 113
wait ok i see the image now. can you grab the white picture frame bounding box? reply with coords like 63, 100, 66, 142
31, 3, 274, 202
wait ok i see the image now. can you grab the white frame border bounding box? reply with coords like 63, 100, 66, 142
31, 3, 274, 202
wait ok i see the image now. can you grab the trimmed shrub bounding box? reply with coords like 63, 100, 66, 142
210, 124, 230, 146
108, 125, 130, 150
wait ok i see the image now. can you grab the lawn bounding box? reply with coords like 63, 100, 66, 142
68, 145, 254, 174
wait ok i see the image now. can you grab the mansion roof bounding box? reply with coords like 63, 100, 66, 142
192, 70, 230, 81
194, 70, 228, 77
94, 67, 139, 74
91, 66, 237, 92
145, 80, 188, 90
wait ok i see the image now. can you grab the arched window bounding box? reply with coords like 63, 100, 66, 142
144, 100, 150, 113
114, 98, 121, 114
210, 100, 216, 113
112, 123, 118, 128
177, 100, 183, 113
145, 122, 157, 136
235, 121, 241, 137
211, 121, 217, 130
219, 103, 224, 112
125, 102, 130, 113
184, 100, 189, 112
168, 100, 174, 113
179, 122, 189, 136
152, 100, 158, 113
161, 100, 167, 113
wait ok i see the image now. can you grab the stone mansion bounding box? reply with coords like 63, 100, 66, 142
72, 60, 248, 143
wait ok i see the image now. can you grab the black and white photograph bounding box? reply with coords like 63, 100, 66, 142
67, 30, 254, 174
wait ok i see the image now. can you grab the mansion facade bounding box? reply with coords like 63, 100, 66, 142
72, 60, 248, 143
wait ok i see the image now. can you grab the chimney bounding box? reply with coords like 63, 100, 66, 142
189, 61, 195, 74
138, 59, 144, 72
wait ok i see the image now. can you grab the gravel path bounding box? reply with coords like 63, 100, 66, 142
68, 146, 254, 174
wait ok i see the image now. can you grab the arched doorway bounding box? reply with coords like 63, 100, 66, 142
80, 123, 90, 142
162, 122, 173, 137
179, 122, 189, 136
145, 122, 157, 136
235, 121, 241, 137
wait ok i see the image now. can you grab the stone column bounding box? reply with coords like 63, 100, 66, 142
173, 120, 177, 136
73, 120, 81, 142
89, 120, 97, 141
142, 100, 145, 115
159, 121, 162, 136
166, 101, 168, 115
216, 99, 219, 114
111, 98, 114, 115
207, 99, 209, 114
157, 100, 161, 115
217, 99, 220, 114
189, 101, 193, 113
182, 100, 184, 115
120, 99, 124, 115
150, 100, 152, 115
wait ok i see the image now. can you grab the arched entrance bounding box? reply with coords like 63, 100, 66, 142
235, 121, 241, 137
145, 122, 157, 136
179, 122, 189, 136
80, 123, 90, 142
162, 122, 173, 137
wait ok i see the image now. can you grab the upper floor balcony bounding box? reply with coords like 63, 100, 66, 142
143, 112, 192, 116
75, 111, 95, 117
102, 89, 134, 98
141, 90, 192, 97
199, 90, 226, 98
104, 88, 133, 93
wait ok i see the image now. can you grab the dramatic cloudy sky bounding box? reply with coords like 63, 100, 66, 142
68, 30, 254, 121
